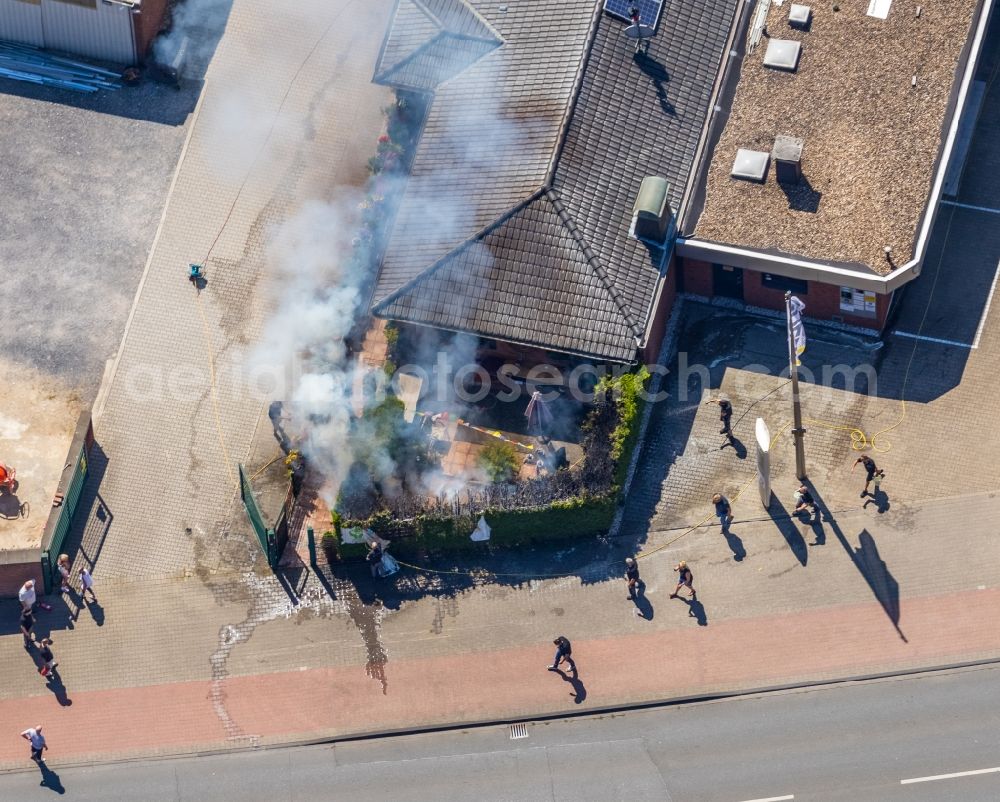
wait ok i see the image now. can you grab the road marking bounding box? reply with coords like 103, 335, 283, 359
901, 766, 1000, 784
736, 796, 794, 802
941, 199, 1000, 215
971, 259, 1000, 348
893, 259, 999, 350
892, 330, 974, 349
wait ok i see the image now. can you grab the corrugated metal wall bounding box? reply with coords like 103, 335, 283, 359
0, 0, 136, 64
0, 0, 45, 48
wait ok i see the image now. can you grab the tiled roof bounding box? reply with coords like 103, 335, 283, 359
372, 0, 740, 362
378, 189, 640, 362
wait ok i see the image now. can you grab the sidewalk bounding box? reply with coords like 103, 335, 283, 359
2, 491, 999, 768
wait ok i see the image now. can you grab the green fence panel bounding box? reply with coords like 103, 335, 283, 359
239, 464, 272, 563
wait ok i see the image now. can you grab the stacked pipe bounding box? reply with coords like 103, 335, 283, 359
0, 42, 121, 93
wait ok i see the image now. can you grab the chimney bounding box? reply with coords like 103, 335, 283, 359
631, 176, 673, 243
772, 135, 804, 184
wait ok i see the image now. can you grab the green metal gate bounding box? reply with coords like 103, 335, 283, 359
238, 463, 279, 568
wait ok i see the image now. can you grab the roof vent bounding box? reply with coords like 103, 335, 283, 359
631, 176, 673, 242
763, 39, 801, 71
772, 135, 804, 184
788, 4, 812, 28
731, 149, 770, 183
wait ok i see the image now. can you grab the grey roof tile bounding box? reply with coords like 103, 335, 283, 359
372, 0, 740, 362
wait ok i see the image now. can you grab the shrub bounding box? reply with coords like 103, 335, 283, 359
594, 366, 650, 487
478, 441, 521, 483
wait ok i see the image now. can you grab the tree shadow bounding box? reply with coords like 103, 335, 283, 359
683, 597, 708, 626
808, 487, 906, 641
778, 175, 822, 213
37, 761, 65, 794
723, 529, 746, 561
632, 52, 676, 117
768, 496, 808, 566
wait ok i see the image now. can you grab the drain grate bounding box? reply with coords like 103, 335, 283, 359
509, 723, 529, 740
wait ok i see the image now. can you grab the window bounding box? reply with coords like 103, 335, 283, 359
761, 272, 808, 294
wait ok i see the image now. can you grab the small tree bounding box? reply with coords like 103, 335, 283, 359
478, 441, 521, 483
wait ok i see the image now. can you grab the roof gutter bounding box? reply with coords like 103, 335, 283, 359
678, 0, 994, 296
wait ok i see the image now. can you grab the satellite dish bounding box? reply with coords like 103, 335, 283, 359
624, 23, 655, 39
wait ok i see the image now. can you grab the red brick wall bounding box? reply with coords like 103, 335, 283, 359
0, 559, 42, 600
134, 0, 169, 61
680, 257, 890, 329
641, 254, 679, 363
679, 258, 714, 298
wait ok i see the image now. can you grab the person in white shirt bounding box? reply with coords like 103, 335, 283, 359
20, 725, 47, 762
79, 567, 97, 603
18, 579, 36, 613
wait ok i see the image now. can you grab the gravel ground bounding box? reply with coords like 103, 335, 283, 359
695, 0, 980, 272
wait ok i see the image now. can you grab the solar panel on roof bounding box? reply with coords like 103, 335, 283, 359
604, 0, 664, 31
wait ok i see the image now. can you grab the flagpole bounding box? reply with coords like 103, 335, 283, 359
785, 291, 807, 479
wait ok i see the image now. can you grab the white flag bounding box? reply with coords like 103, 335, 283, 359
790, 296, 806, 366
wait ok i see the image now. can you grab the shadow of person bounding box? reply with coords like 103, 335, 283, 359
556, 664, 587, 704
37, 760, 65, 794
631, 585, 654, 620
723, 530, 746, 561
84, 600, 105, 627
45, 673, 72, 707
768, 496, 808, 566
863, 489, 891, 514
683, 597, 708, 626
721, 435, 748, 460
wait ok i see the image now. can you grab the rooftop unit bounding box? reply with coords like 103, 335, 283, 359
631, 176, 673, 242
763, 39, 801, 71
731, 149, 770, 183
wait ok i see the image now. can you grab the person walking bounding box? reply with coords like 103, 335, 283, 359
56, 554, 71, 594
852, 455, 878, 497
624, 557, 641, 599
793, 483, 817, 518
18, 579, 36, 613
547, 636, 575, 673
79, 567, 97, 603
37, 638, 58, 678
712, 493, 732, 533
20, 726, 47, 762
670, 561, 696, 600
706, 397, 735, 443
20, 607, 35, 649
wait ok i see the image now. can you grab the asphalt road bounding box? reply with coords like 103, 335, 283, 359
3, 664, 1000, 800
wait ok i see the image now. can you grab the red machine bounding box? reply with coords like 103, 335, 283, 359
0, 463, 15, 493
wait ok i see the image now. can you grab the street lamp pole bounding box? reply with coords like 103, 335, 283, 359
785, 291, 807, 480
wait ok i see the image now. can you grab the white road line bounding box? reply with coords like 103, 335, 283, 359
892, 330, 974, 349
736, 796, 794, 802
901, 766, 1000, 784
972, 259, 1000, 348
941, 199, 1000, 215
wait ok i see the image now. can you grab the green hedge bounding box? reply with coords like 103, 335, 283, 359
328, 493, 616, 562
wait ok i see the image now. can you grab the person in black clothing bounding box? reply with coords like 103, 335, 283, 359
20, 609, 34, 649
366, 541, 384, 578
852, 455, 878, 497
547, 636, 575, 673
37, 638, 57, 678
706, 397, 734, 443
670, 561, 696, 600
624, 557, 641, 599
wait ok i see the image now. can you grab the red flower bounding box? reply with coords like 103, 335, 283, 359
378, 134, 390, 143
